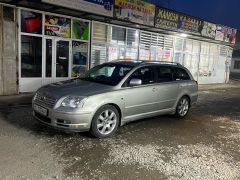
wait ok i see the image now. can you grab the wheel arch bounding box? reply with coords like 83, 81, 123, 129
106, 103, 122, 125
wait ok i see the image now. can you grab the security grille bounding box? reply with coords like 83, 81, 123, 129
111, 26, 126, 44
91, 43, 107, 67
164, 36, 173, 49
127, 29, 139, 46
92, 23, 108, 43
140, 31, 151, 49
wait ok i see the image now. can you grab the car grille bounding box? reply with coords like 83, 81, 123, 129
34, 92, 57, 108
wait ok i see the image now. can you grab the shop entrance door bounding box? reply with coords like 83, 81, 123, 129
43, 37, 71, 85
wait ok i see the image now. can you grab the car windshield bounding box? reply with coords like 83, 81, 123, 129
79, 63, 134, 86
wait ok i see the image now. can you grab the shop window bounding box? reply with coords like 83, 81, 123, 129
21, 10, 42, 34
72, 19, 89, 40
192, 41, 200, 54
162, 49, 173, 62
175, 38, 183, 51
139, 48, 150, 60
45, 15, 71, 38
3, 6, 14, 21
72, 41, 88, 77
127, 29, 139, 46
183, 39, 192, 52
174, 52, 183, 64
199, 55, 210, 77
108, 45, 119, 61
183, 53, 192, 68
21, 35, 42, 77
111, 26, 126, 45
201, 43, 209, 54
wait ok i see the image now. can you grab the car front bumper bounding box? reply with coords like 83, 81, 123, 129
33, 103, 92, 132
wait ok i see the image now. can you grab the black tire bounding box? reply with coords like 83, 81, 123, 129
175, 96, 190, 118
90, 105, 120, 138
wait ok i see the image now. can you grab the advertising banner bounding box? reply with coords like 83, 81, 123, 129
155, 8, 202, 35
72, 41, 88, 77
201, 21, 217, 39
155, 8, 178, 31
45, 15, 71, 38
21, 10, 42, 34
215, 25, 237, 44
42, 0, 113, 17
178, 14, 203, 35
72, 19, 89, 40
114, 0, 155, 26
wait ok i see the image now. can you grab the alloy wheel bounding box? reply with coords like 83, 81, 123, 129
97, 109, 117, 135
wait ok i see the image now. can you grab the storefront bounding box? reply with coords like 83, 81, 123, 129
18, 8, 90, 92
0, 0, 237, 94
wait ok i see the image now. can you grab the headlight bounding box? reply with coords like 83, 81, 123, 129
33, 93, 37, 101
61, 96, 86, 108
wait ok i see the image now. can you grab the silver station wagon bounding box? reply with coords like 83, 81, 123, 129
33, 60, 198, 138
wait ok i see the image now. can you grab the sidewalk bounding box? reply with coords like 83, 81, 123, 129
0, 93, 34, 107
198, 80, 240, 91
0, 81, 240, 107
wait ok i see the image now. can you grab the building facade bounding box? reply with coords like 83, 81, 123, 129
0, 0, 237, 94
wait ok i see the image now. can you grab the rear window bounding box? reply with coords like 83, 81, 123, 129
173, 68, 191, 81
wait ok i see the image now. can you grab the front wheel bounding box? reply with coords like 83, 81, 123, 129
90, 105, 120, 138
175, 96, 190, 118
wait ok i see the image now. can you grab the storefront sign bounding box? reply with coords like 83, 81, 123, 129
201, 21, 217, 39
45, 15, 71, 38
215, 25, 237, 44
178, 15, 202, 35
155, 8, 202, 35
114, 0, 155, 26
155, 8, 179, 31
42, 0, 113, 17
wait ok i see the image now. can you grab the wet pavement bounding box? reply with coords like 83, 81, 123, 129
0, 88, 240, 180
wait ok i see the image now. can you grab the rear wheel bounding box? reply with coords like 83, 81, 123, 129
175, 96, 190, 118
90, 105, 120, 138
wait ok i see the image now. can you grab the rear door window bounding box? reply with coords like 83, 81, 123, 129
156, 66, 173, 83
173, 68, 191, 81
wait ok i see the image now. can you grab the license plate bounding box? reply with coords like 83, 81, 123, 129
34, 104, 48, 116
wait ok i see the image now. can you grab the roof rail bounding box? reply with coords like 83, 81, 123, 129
110, 59, 181, 66
140, 60, 181, 66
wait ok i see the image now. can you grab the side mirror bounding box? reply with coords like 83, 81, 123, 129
129, 78, 142, 86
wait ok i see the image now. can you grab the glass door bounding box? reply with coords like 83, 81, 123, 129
43, 37, 71, 85
55, 39, 70, 81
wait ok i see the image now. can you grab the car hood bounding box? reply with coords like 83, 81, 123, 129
38, 79, 114, 99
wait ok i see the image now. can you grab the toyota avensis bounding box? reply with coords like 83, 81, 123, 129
33, 60, 198, 138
